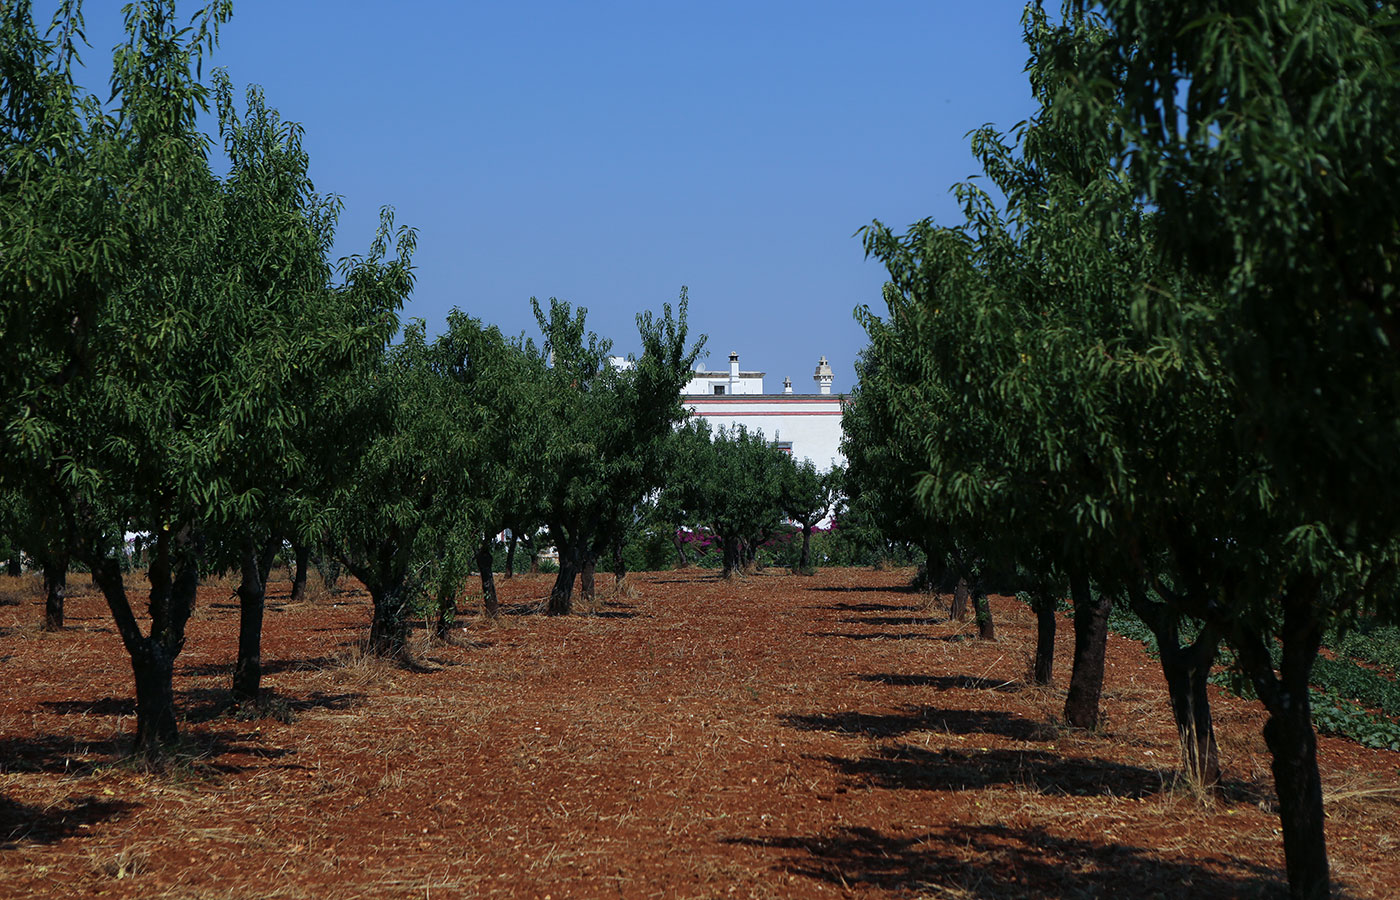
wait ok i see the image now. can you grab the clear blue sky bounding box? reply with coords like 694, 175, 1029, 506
54, 1, 1040, 394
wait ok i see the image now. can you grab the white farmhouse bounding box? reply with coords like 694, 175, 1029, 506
683, 352, 845, 471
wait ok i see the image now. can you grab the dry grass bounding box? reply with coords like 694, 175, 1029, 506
87, 845, 149, 881
0, 573, 43, 606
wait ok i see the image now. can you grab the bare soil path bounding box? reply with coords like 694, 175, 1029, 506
1, 568, 1397, 899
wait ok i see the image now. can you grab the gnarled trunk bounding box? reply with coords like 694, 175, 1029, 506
950, 577, 970, 621
368, 580, 412, 659
548, 545, 578, 616
504, 532, 518, 580
580, 555, 597, 604
1127, 585, 1221, 787
477, 537, 498, 618
232, 541, 267, 704
720, 535, 741, 579
673, 530, 690, 568
41, 554, 68, 631
797, 524, 814, 573
131, 641, 178, 749
233, 535, 281, 704
290, 543, 310, 603
89, 527, 200, 757
6, 552, 20, 577
1063, 570, 1111, 729
434, 585, 458, 638
972, 584, 995, 640
1231, 585, 1329, 900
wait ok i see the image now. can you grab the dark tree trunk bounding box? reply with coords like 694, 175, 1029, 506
319, 555, 342, 592
721, 535, 741, 579
1031, 585, 1057, 685
1265, 688, 1328, 900
950, 577, 970, 621
1063, 570, 1112, 729
673, 530, 690, 568
797, 525, 814, 573
477, 537, 498, 618
6, 552, 20, 577
548, 545, 577, 616
580, 555, 597, 604
41, 555, 68, 631
528, 538, 541, 575
257, 537, 279, 586
368, 580, 412, 659
89, 527, 199, 757
972, 585, 995, 640
232, 540, 268, 704
132, 535, 144, 568
1231, 585, 1329, 900
504, 532, 518, 580
130, 641, 178, 749
290, 543, 310, 604
1127, 586, 1221, 787
434, 585, 458, 639
1162, 631, 1222, 787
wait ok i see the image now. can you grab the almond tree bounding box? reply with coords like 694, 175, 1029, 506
779, 457, 836, 574
327, 316, 479, 661
530, 293, 702, 613
1061, 5, 1400, 896
0, 0, 411, 752
858, 7, 1231, 755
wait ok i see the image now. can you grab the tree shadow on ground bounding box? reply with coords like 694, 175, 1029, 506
40, 687, 363, 724
858, 673, 1022, 692
489, 600, 642, 619
782, 707, 1056, 742
0, 793, 137, 850
0, 727, 291, 777
823, 743, 1163, 798
725, 823, 1284, 899
810, 585, 919, 595
180, 688, 366, 723
811, 631, 973, 642
841, 615, 945, 627
178, 655, 340, 677
810, 601, 921, 613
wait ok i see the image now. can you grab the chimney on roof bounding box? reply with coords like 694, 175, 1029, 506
814, 356, 834, 395
729, 351, 740, 395
783, 376, 793, 394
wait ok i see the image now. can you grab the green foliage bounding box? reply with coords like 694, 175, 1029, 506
1309, 657, 1400, 720
660, 419, 790, 576
1330, 623, 1400, 677
526, 291, 702, 592
1307, 691, 1400, 753
622, 528, 676, 573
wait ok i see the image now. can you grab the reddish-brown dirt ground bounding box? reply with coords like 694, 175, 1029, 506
2, 568, 1398, 899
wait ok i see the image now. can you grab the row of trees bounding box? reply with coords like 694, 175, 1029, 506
2, 0, 413, 750
659, 420, 839, 578
0, 1, 706, 757
841, 6, 1400, 899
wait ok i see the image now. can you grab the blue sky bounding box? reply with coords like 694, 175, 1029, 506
54, 1, 1040, 393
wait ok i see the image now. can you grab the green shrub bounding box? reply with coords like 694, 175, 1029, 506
1331, 622, 1400, 676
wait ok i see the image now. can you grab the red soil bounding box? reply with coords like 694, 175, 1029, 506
1, 568, 1397, 899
